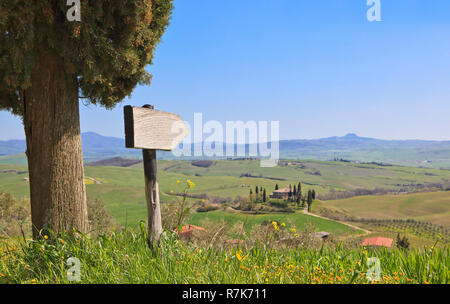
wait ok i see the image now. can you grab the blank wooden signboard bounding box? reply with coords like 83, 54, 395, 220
124, 106, 190, 151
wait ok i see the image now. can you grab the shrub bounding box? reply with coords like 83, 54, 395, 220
87, 198, 117, 236
396, 233, 410, 250
196, 204, 220, 213
0, 191, 30, 237
191, 160, 214, 168
269, 199, 288, 209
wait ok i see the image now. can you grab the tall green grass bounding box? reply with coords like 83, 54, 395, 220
1, 226, 448, 284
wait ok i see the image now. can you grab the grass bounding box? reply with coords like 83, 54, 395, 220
187, 210, 362, 237
0, 228, 448, 284
0, 154, 27, 165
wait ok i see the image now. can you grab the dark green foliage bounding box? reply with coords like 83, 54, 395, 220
275, 184, 279, 190
269, 199, 288, 209
196, 204, 219, 213
263, 188, 267, 202
396, 233, 410, 250
307, 190, 313, 212
0, 0, 174, 114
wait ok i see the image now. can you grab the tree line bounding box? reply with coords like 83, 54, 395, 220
249, 183, 317, 212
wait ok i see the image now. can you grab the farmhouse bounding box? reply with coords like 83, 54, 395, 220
270, 188, 291, 199
362, 237, 393, 248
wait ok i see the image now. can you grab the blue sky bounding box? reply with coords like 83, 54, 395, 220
1, 0, 450, 140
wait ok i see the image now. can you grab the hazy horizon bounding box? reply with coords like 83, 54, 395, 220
1, 130, 449, 143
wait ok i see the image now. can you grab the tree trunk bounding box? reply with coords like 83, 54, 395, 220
22, 46, 88, 239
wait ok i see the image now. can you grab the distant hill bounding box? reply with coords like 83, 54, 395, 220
0, 132, 141, 161
0, 139, 26, 156
1, 132, 450, 168
86, 157, 142, 167
278, 133, 450, 167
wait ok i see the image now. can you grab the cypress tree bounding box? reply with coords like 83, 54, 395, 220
0, 0, 174, 238
307, 190, 313, 212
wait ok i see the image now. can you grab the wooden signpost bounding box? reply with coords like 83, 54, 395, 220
124, 105, 189, 247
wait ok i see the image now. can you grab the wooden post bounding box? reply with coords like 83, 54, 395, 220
141, 105, 162, 247
123, 104, 189, 248
142, 148, 162, 246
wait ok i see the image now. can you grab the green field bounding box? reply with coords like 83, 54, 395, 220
0, 154, 27, 165
1, 159, 449, 244
188, 210, 361, 237
320, 191, 450, 227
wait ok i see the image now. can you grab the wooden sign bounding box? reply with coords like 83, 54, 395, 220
123, 105, 189, 248
124, 105, 190, 151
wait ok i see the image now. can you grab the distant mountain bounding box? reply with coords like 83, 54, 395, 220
80, 132, 140, 160
1, 132, 450, 167
0, 139, 26, 156
0, 132, 140, 161
280, 133, 450, 151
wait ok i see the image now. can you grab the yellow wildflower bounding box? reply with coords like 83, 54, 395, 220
187, 179, 195, 188
272, 221, 279, 231
236, 251, 247, 262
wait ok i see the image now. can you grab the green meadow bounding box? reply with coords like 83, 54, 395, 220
188, 211, 361, 237
1, 158, 449, 245
321, 191, 450, 227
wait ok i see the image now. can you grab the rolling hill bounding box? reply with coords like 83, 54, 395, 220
1, 132, 450, 167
